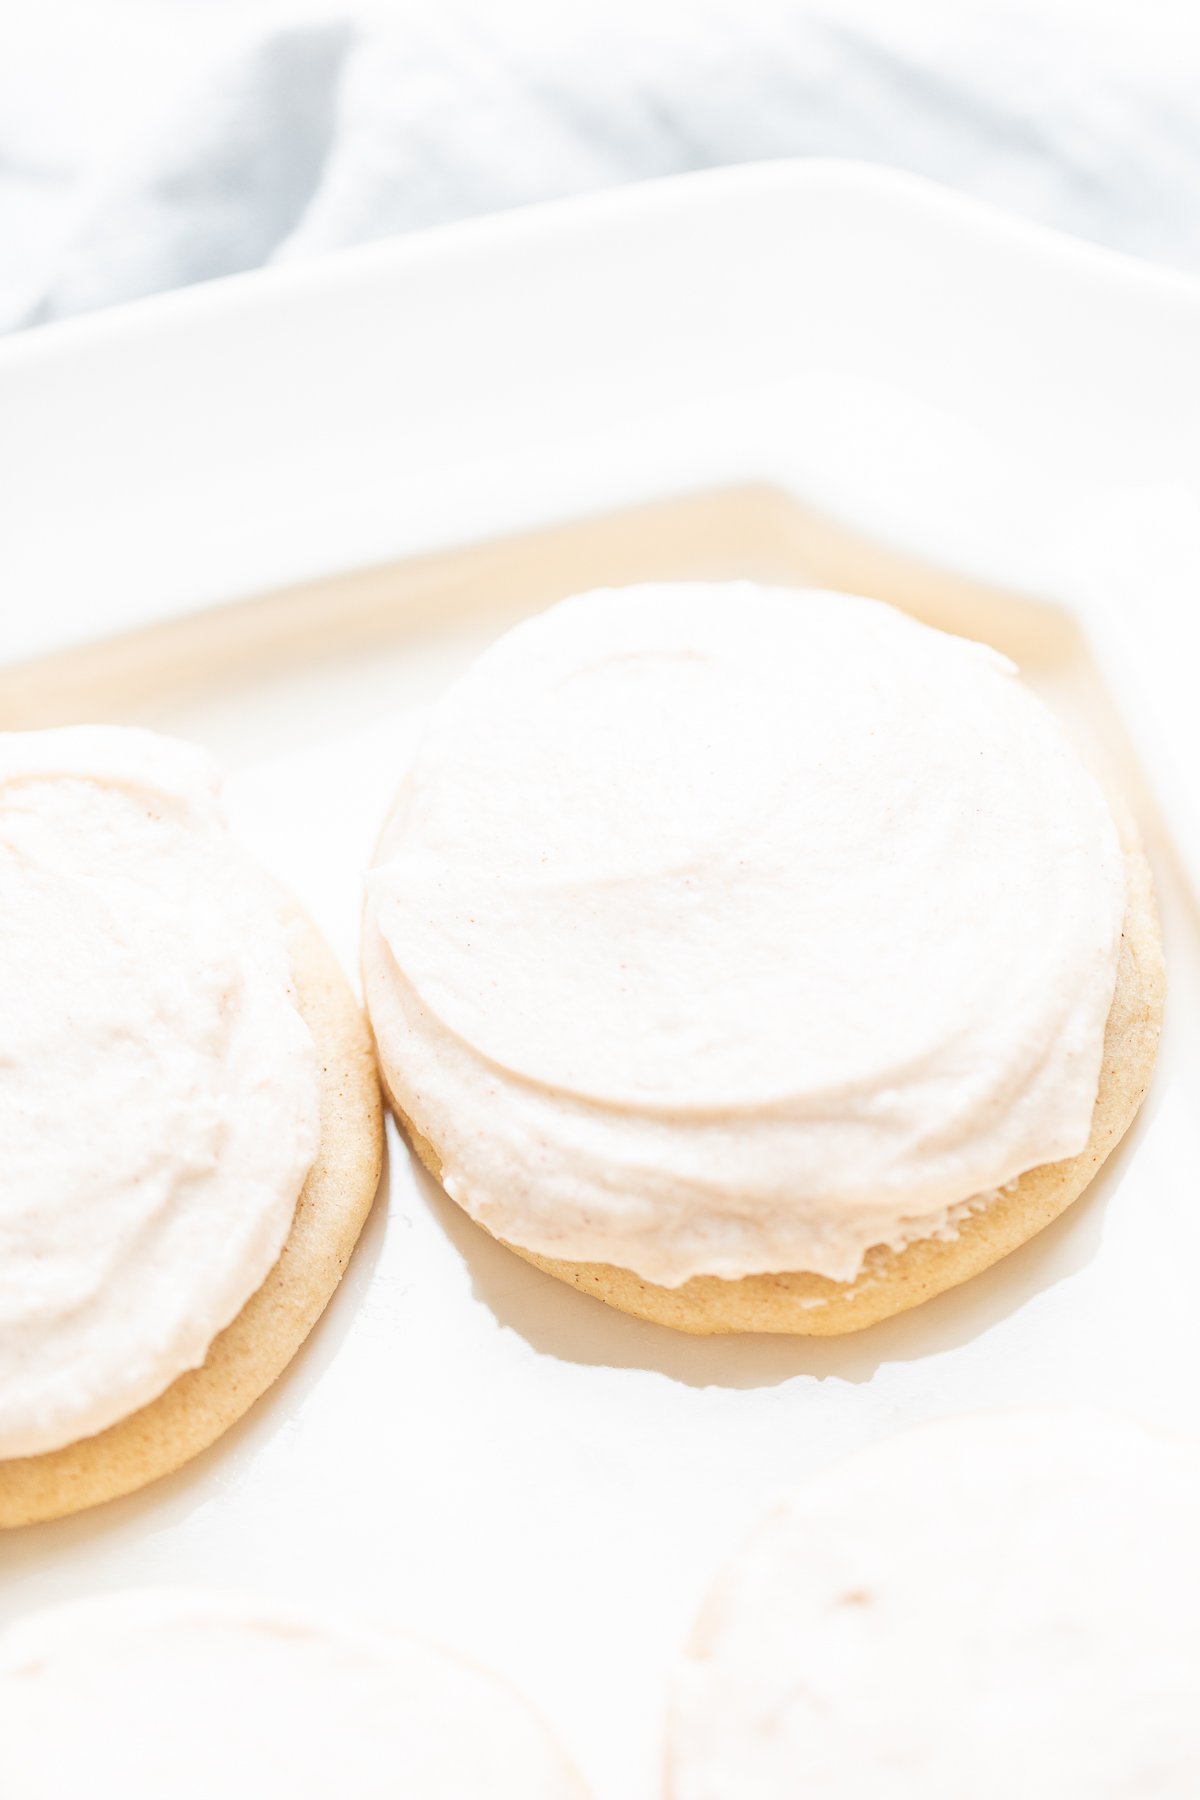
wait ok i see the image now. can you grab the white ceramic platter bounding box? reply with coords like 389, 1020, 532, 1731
1, 162, 1199, 1799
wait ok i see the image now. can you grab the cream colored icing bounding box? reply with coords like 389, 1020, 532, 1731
671, 1411, 1200, 1798
0, 1590, 587, 1798
364, 583, 1125, 1285
0, 726, 320, 1459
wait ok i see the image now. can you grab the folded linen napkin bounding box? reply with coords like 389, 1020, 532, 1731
1, 0, 1197, 331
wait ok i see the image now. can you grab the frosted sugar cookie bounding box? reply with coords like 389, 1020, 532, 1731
0, 1590, 587, 1797
0, 727, 382, 1525
364, 584, 1162, 1335
670, 1411, 1200, 1797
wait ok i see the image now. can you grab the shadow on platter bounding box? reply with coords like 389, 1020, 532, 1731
416, 1117, 1148, 1391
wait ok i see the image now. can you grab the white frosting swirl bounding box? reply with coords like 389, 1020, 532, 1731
671, 1412, 1200, 1797
365, 584, 1124, 1285
0, 727, 320, 1459
0, 1591, 586, 1798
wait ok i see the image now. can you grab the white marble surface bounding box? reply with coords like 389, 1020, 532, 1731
1, 0, 1199, 331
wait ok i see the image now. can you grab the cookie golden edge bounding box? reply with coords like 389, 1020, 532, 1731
0, 899, 384, 1528
383, 837, 1162, 1338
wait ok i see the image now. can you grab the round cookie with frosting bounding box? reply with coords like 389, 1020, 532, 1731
0, 727, 382, 1526
364, 583, 1162, 1335
0, 1589, 588, 1797
669, 1410, 1200, 1796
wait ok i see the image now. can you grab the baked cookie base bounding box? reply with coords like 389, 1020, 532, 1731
0, 900, 384, 1528
394, 840, 1163, 1338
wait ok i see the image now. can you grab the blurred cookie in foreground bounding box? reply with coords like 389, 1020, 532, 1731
0, 1590, 588, 1798
0, 727, 382, 1526
670, 1411, 1200, 1798
364, 583, 1161, 1334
